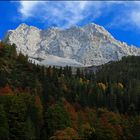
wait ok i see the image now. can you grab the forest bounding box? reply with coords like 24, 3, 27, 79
0, 42, 140, 140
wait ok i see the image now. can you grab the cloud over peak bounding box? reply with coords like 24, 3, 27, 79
18, 1, 140, 30
18, 1, 105, 27
19, 1, 41, 19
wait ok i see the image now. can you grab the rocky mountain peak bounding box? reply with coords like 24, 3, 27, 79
17, 23, 29, 29
3, 23, 140, 67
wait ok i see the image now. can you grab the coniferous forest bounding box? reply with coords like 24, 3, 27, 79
0, 42, 140, 140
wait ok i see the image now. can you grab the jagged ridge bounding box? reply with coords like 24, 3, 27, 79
4, 23, 140, 66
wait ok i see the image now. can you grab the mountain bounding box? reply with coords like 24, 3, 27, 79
4, 23, 140, 66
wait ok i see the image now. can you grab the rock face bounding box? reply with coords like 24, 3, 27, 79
4, 23, 140, 66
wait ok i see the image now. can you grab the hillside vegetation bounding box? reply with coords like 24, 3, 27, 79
0, 42, 140, 140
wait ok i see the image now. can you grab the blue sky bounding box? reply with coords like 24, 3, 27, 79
1, 1, 140, 47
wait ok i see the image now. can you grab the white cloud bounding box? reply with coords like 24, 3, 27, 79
19, 1, 43, 19
130, 2, 140, 29
106, 2, 140, 30
17, 1, 140, 30
130, 11, 140, 29
18, 1, 105, 27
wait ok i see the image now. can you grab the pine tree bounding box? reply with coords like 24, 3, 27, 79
0, 105, 9, 140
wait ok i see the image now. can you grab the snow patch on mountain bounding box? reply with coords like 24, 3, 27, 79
29, 55, 84, 67
40, 55, 84, 67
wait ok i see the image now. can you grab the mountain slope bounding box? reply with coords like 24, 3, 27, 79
4, 23, 140, 66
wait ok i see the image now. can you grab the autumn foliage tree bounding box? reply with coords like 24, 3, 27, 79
0, 84, 13, 95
